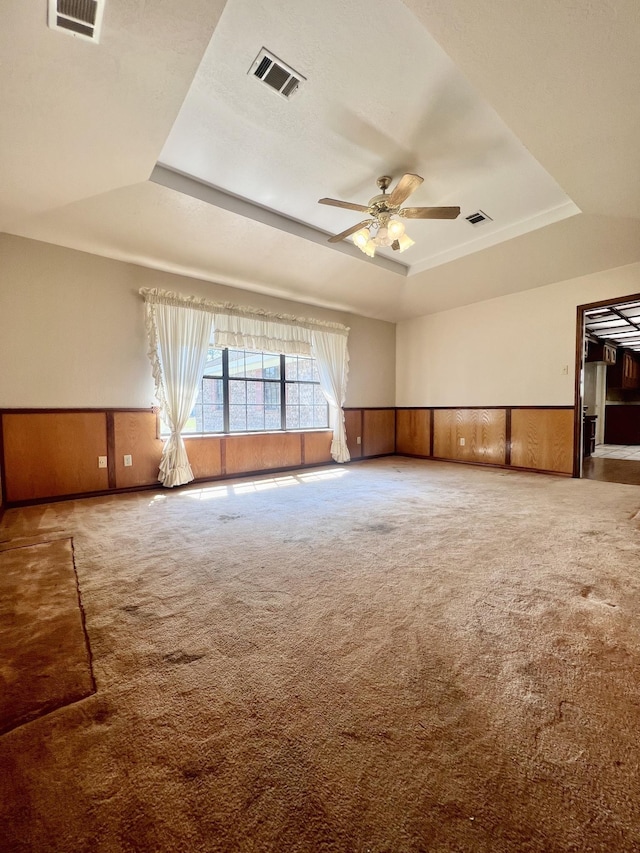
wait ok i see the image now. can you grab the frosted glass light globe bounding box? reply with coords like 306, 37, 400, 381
387, 219, 405, 240
375, 227, 392, 247
352, 227, 370, 250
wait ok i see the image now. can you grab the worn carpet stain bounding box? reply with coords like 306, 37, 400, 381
1, 458, 640, 852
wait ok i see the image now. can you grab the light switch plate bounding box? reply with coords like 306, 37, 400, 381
98, 456, 107, 468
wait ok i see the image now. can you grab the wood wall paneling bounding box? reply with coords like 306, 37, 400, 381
433, 409, 506, 465
302, 430, 333, 465
183, 436, 223, 480
363, 409, 396, 457
225, 432, 302, 475
113, 411, 163, 488
396, 409, 431, 456
344, 410, 363, 459
511, 409, 574, 474
2, 413, 109, 501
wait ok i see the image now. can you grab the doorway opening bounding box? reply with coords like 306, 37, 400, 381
575, 294, 640, 485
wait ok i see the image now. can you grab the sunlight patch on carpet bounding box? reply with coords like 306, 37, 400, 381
0, 537, 95, 735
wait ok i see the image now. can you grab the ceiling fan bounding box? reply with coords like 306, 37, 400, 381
318, 173, 460, 257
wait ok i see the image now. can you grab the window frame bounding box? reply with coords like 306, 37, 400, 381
172, 348, 329, 436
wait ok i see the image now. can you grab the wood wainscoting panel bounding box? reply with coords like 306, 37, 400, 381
303, 431, 333, 465
114, 412, 163, 489
344, 410, 363, 460
225, 433, 302, 476
396, 409, 431, 457
511, 408, 574, 474
2, 412, 109, 502
433, 409, 506, 465
184, 437, 223, 480
363, 409, 396, 457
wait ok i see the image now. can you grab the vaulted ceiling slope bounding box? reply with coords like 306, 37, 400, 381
2, 0, 640, 321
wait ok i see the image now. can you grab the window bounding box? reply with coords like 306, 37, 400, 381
178, 348, 329, 435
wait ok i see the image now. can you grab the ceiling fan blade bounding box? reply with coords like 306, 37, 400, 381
319, 198, 370, 213
400, 206, 461, 219
387, 173, 424, 207
328, 220, 372, 244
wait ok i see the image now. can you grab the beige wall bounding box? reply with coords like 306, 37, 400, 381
396, 262, 640, 407
0, 235, 395, 408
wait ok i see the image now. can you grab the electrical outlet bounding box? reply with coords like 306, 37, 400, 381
123, 454, 132, 467
98, 456, 107, 469
459, 437, 465, 446
356, 436, 362, 445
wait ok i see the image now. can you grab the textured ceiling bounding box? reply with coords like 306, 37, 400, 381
2, 0, 640, 321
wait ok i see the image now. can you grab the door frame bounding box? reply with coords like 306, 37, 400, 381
574, 290, 640, 477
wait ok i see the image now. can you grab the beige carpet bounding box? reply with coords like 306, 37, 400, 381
1, 458, 640, 852
0, 537, 95, 734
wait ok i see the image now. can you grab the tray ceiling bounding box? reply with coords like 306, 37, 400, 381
2, 0, 640, 321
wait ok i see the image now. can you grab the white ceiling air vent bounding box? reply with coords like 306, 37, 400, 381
465, 210, 493, 227
248, 48, 305, 100
48, 0, 105, 43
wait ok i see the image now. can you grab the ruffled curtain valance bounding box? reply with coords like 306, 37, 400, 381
141, 289, 351, 479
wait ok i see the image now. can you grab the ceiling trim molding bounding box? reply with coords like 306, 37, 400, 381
408, 199, 582, 276
150, 165, 408, 277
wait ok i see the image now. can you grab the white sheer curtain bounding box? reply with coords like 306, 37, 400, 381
145, 300, 213, 487
141, 288, 351, 466
214, 311, 312, 355
311, 330, 350, 463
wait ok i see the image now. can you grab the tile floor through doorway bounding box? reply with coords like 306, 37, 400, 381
592, 444, 640, 460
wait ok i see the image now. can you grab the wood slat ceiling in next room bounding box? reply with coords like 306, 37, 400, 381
585, 302, 640, 353
2, 0, 640, 322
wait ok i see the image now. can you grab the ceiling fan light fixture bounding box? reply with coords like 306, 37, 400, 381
352, 227, 371, 250
363, 240, 377, 257
374, 226, 392, 247
387, 218, 405, 240
396, 233, 415, 253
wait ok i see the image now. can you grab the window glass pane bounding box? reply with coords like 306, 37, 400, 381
298, 358, 315, 382
299, 384, 314, 405
284, 355, 298, 381
229, 406, 247, 431
265, 383, 281, 406
228, 350, 245, 377
299, 406, 314, 429
265, 407, 281, 430
263, 353, 281, 379
202, 377, 223, 404
229, 379, 247, 404
244, 351, 263, 379
246, 381, 264, 404
313, 385, 326, 406
286, 383, 299, 404
203, 347, 223, 376
314, 406, 329, 428
246, 406, 265, 431
286, 406, 300, 429
203, 405, 224, 432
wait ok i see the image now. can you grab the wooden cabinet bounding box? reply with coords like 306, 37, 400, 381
586, 341, 617, 364
583, 414, 597, 457
607, 349, 640, 390
604, 406, 640, 445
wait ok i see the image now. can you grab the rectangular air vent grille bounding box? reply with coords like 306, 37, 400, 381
249, 48, 305, 100
465, 210, 493, 226
48, 0, 104, 42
